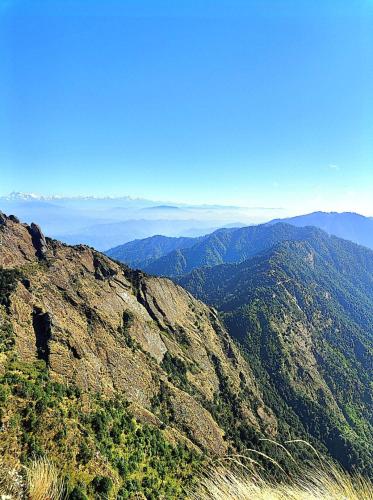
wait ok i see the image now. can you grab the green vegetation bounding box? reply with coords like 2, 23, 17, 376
180, 230, 373, 476
117, 310, 138, 349
0, 316, 15, 353
161, 352, 190, 391
0, 267, 23, 352
138, 223, 325, 277
0, 267, 23, 309
151, 379, 176, 426
0, 357, 202, 499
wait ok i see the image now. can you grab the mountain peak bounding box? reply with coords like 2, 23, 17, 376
0, 192, 141, 202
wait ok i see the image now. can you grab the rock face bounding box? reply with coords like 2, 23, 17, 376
27, 222, 48, 259
0, 213, 276, 456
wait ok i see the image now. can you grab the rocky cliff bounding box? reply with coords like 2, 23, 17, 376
0, 212, 276, 457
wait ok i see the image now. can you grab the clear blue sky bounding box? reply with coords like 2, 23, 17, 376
1, 0, 372, 214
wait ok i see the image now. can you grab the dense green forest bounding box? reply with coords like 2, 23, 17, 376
179, 232, 373, 476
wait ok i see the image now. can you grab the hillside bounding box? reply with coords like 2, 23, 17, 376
0, 212, 281, 497
140, 224, 330, 277
179, 231, 373, 475
268, 211, 373, 249
106, 234, 206, 269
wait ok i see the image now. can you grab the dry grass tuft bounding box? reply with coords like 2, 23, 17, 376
26, 457, 64, 500
188, 464, 373, 500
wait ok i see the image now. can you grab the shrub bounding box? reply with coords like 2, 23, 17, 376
91, 476, 113, 497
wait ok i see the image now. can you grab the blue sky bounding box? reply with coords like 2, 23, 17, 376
1, 0, 372, 214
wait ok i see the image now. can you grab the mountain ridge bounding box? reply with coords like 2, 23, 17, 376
267, 211, 373, 249
140, 223, 330, 277
106, 234, 207, 268
105, 212, 373, 275
178, 231, 373, 474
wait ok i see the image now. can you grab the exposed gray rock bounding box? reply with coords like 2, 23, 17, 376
28, 222, 48, 259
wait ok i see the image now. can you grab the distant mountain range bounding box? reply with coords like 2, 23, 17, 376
58, 219, 224, 250
131, 224, 318, 277
0, 191, 142, 202
2, 193, 372, 254
268, 211, 373, 249
106, 211, 373, 273
0, 192, 254, 250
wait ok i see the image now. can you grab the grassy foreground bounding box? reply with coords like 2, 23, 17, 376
1, 457, 373, 499
189, 464, 373, 500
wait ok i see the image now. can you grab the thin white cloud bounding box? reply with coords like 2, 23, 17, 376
328, 164, 340, 171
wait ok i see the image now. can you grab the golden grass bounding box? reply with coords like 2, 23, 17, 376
188, 464, 373, 500
26, 457, 64, 500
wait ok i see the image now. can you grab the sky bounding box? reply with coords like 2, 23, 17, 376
0, 0, 373, 215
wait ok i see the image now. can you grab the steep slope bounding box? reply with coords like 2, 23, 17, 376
0, 212, 283, 496
268, 211, 373, 249
143, 224, 322, 277
179, 233, 373, 475
106, 234, 205, 268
